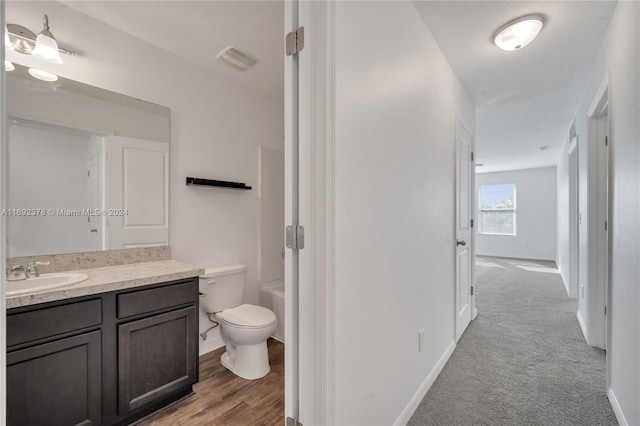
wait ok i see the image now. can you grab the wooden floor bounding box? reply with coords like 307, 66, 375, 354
136, 339, 284, 426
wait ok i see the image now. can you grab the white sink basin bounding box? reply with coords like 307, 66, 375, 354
6, 273, 89, 296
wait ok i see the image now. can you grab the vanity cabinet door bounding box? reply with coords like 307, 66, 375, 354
118, 306, 197, 416
7, 330, 102, 426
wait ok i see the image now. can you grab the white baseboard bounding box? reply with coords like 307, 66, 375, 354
576, 311, 587, 340
608, 387, 629, 426
559, 270, 571, 298
476, 253, 556, 262
394, 340, 456, 425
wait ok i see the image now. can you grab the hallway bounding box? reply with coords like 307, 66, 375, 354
409, 257, 616, 425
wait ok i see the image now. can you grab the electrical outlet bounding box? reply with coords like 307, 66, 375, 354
418, 329, 425, 352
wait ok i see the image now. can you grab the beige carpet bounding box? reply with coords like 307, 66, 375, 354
408, 256, 617, 426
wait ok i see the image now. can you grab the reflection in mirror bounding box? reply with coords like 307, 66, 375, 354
6, 63, 170, 257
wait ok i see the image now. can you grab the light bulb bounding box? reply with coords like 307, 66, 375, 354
28, 68, 58, 82
32, 33, 63, 64
5, 26, 14, 51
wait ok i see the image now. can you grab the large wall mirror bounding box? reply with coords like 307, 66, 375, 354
6, 64, 170, 257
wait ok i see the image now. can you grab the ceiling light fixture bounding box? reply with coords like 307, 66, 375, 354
494, 14, 545, 51
28, 67, 58, 82
32, 15, 63, 63
5, 60, 15, 71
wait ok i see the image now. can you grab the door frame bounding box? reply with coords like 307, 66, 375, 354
568, 136, 579, 300
285, 1, 336, 424
586, 75, 610, 371
283, 0, 300, 423
1, 1, 7, 421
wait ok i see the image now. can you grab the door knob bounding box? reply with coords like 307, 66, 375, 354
90, 228, 98, 233
456, 239, 467, 247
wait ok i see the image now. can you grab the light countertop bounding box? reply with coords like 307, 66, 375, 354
6, 259, 204, 309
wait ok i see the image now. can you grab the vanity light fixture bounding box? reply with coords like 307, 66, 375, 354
5, 60, 15, 71
6, 17, 75, 58
494, 14, 545, 51
28, 67, 58, 82
31, 15, 63, 63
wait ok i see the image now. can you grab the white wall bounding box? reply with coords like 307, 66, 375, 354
7, 124, 91, 257
334, 2, 475, 424
476, 167, 557, 261
558, 1, 639, 423
5, 1, 284, 355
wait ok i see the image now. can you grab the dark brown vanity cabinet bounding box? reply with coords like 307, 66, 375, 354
117, 306, 197, 416
7, 330, 102, 426
7, 277, 199, 426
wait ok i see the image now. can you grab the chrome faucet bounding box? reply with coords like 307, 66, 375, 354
6, 265, 27, 281
27, 261, 50, 278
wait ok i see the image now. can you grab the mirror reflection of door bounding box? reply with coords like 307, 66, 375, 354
86, 135, 103, 251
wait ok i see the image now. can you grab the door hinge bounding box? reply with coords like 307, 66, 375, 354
286, 417, 303, 426
470, 219, 474, 228
471, 286, 474, 296
87, 170, 90, 177
286, 26, 305, 56
286, 225, 305, 250
605, 136, 608, 146
604, 305, 607, 316
471, 152, 475, 161
605, 221, 608, 231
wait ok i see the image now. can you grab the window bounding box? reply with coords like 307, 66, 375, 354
478, 183, 516, 235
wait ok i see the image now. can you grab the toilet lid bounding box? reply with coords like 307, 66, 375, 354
218, 304, 276, 327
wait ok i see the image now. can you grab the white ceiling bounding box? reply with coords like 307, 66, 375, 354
414, 1, 617, 173
61, 0, 284, 98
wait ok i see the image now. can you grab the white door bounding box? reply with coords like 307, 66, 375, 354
284, 0, 300, 424
455, 121, 473, 341
105, 135, 169, 249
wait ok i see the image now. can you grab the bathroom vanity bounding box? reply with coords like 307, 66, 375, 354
5, 260, 203, 426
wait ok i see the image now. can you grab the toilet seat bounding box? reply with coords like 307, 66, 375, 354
217, 304, 276, 328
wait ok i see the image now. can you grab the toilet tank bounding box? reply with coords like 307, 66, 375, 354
199, 264, 247, 313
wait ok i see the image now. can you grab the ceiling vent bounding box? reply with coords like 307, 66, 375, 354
216, 46, 257, 71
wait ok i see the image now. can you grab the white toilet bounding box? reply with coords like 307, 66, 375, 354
199, 264, 277, 380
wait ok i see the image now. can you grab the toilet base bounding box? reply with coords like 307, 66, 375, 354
220, 341, 271, 380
